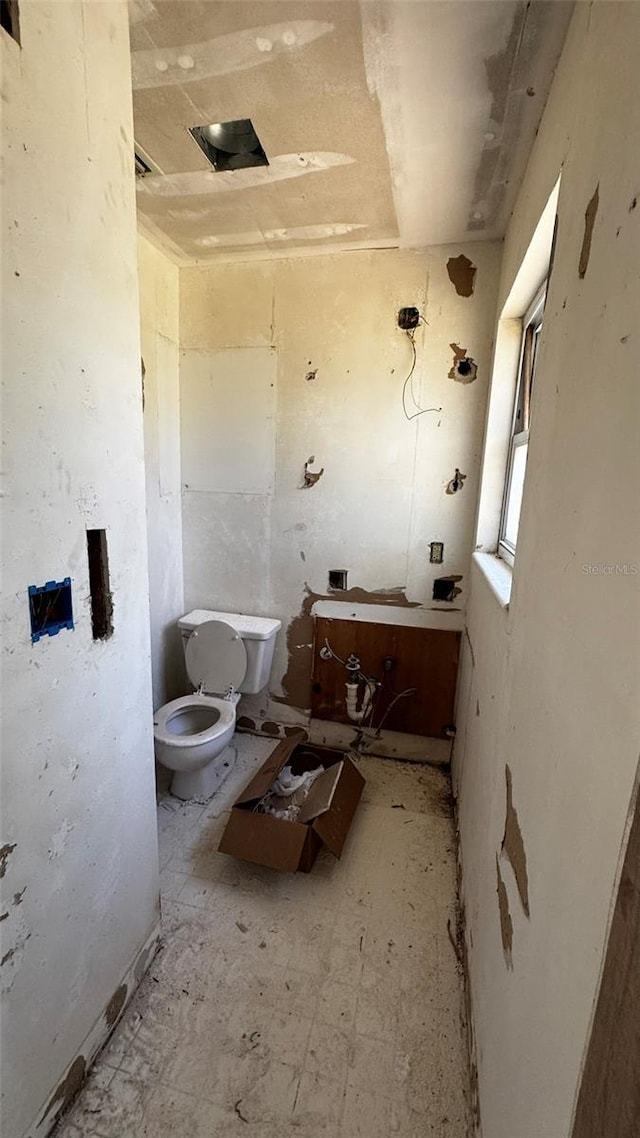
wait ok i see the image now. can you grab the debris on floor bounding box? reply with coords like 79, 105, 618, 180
52, 737, 472, 1138
219, 732, 365, 874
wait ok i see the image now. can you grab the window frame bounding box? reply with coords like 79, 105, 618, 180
498, 283, 547, 566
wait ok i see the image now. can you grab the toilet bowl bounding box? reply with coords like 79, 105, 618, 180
153, 693, 237, 800
153, 610, 281, 801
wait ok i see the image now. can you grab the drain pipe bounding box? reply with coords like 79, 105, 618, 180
344, 655, 375, 723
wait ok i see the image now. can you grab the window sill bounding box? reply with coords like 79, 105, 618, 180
472, 551, 512, 609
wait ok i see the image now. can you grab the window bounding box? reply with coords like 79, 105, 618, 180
0, 0, 20, 44
498, 284, 546, 565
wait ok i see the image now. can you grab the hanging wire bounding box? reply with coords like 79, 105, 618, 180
401, 328, 442, 421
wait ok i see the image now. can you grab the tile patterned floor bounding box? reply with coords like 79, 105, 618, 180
54, 736, 471, 1137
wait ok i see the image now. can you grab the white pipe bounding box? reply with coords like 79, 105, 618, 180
345, 679, 374, 723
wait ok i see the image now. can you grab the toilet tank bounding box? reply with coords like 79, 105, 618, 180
177, 609, 281, 694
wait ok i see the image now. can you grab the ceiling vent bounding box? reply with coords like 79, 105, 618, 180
188, 119, 269, 172
134, 143, 161, 180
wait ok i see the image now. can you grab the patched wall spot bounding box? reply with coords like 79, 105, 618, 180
448, 343, 478, 383
446, 254, 477, 297
578, 184, 599, 279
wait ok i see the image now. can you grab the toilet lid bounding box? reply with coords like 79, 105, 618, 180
185, 619, 247, 694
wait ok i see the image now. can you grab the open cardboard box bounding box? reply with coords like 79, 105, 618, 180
219, 730, 365, 873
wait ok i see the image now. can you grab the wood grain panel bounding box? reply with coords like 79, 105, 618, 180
571, 774, 640, 1138
311, 617, 460, 739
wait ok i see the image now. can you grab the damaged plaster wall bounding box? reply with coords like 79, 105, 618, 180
179, 244, 501, 730
452, 4, 640, 1137
138, 236, 185, 707
1, 5, 160, 1137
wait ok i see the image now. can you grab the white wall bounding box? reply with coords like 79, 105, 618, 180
138, 235, 184, 708
179, 245, 501, 729
453, 4, 640, 1136
0, 6, 160, 1137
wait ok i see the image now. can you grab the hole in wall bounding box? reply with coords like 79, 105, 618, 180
1, 1, 20, 44
328, 569, 348, 591
87, 529, 113, 640
432, 576, 462, 603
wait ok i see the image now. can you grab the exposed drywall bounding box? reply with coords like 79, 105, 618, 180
179, 243, 501, 730
138, 235, 184, 707
453, 4, 640, 1137
0, 4, 159, 1137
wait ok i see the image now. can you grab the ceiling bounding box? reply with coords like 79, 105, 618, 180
130, 0, 573, 265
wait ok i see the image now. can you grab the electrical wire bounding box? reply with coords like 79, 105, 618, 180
374, 687, 417, 735
401, 328, 442, 421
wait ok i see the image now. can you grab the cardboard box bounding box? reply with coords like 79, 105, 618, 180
219, 730, 365, 873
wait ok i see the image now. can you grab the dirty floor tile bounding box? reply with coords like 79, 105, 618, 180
53, 736, 472, 1137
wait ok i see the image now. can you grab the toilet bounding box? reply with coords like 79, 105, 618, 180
153, 609, 281, 800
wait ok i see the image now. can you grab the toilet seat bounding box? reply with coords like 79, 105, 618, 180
153, 694, 236, 749
185, 619, 247, 695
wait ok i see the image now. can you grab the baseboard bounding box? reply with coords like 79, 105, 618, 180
30, 922, 161, 1138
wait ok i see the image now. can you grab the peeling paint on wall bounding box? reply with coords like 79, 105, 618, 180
578, 184, 599, 279
39, 1055, 86, 1127
104, 983, 127, 1028
496, 855, 513, 968
501, 764, 530, 916
0, 843, 16, 879
448, 343, 478, 383
446, 254, 477, 296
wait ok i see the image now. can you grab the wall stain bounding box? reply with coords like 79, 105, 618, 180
39, 1055, 86, 1127
501, 764, 530, 916
105, 983, 127, 1029
446, 254, 477, 297
496, 856, 513, 968
448, 344, 477, 383
274, 583, 420, 710
476, 699, 480, 717
578, 184, 599, 279
0, 843, 16, 879
13, 886, 26, 906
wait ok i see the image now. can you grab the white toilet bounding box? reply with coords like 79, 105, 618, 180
153, 609, 281, 800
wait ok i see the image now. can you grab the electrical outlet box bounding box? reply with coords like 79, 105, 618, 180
28, 578, 74, 643
397, 306, 420, 330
